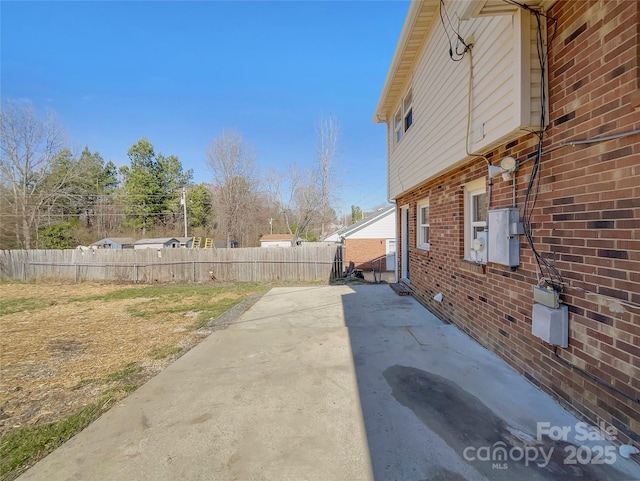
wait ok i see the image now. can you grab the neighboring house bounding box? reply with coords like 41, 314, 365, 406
324, 205, 396, 271
375, 0, 639, 445
175, 237, 194, 248
260, 234, 294, 248
89, 237, 136, 249
133, 238, 180, 249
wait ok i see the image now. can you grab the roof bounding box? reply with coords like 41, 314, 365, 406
323, 205, 395, 241
373, 0, 439, 123
134, 237, 179, 245
90, 237, 136, 246
260, 234, 294, 242
373, 0, 556, 122
175, 237, 193, 243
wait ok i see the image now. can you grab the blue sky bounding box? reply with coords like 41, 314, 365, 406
1, 0, 409, 215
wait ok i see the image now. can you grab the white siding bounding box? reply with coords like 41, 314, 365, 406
388, 7, 543, 199
260, 241, 291, 248
324, 232, 340, 242
348, 211, 396, 240
134, 243, 165, 250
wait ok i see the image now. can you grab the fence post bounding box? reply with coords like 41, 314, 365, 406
315, 261, 318, 280
74, 263, 79, 283
253, 260, 257, 282
134, 264, 138, 283
192, 261, 196, 283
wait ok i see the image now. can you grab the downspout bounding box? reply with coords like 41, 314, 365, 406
388, 198, 399, 284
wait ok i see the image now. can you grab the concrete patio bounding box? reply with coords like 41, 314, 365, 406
18, 285, 640, 481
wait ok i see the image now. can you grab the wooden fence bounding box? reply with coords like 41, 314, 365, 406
0, 244, 343, 283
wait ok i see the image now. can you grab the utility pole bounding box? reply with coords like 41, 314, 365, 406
268, 217, 273, 234
181, 187, 188, 237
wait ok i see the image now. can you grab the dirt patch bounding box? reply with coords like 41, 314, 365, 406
0, 282, 260, 436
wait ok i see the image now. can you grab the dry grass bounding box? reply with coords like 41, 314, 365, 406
0, 281, 266, 479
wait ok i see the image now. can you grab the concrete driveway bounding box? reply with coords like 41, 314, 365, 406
18, 285, 640, 481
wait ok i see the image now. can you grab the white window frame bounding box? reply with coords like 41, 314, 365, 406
464, 178, 487, 262
403, 87, 413, 132
394, 109, 403, 144
417, 199, 430, 250
393, 87, 413, 145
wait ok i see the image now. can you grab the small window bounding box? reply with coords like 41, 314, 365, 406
464, 178, 487, 263
394, 87, 414, 145
404, 88, 413, 131
472, 192, 487, 234
417, 200, 430, 250
394, 109, 403, 143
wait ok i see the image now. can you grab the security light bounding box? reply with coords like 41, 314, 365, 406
488, 157, 518, 181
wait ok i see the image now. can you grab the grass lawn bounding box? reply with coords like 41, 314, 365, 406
0, 281, 269, 481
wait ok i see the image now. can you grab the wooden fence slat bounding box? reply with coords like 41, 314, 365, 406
0, 245, 342, 284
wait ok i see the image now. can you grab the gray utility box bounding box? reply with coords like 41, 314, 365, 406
532, 303, 568, 347
488, 208, 522, 267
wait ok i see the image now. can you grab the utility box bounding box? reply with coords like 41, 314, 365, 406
532, 303, 568, 347
488, 208, 522, 267
470, 230, 488, 264
533, 286, 560, 309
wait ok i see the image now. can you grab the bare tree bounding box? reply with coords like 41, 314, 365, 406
268, 115, 340, 244
316, 115, 339, 237
268, 163, 323, 245
0, 100, 69, 248
206, 130, 259, 247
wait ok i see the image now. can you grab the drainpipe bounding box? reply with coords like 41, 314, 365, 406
388, 198, 399, 284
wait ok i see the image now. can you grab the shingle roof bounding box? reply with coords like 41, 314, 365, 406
323, 205, 395, 240
134, 238, 179, 245
260, 234, 294, 241
90, 237, 136, 246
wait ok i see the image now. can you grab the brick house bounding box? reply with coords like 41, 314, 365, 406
324, 205, 396, 271
375, 0, 640, 446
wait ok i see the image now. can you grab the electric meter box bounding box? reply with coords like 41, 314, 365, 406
532, 303, 568, 347
470, 231, 488, 264
488, 208, 522, 267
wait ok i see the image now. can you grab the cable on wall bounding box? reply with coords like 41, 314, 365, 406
553, 346, 640, 404
439, 0, 491, 215
507, 2, 563, 292
506, 0, 640, 408
439, 0, 471, 62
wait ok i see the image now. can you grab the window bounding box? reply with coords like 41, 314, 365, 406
464, 178, 487, 263
403, 88, 413, 131
394, 87, 414, 145
417, 200, 430, 250
394, 109, 403, 143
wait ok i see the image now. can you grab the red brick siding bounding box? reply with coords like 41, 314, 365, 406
343, 238, 389, 270
396, 0, 640, 445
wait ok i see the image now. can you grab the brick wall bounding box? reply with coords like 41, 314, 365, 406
343, 238, 389, 270
396, 0, 640, 445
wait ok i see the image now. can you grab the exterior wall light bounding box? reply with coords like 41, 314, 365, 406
488, 156, 518, 181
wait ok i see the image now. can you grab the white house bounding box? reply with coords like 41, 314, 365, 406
324, 205, 396, 271
260, 234, 294, 248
